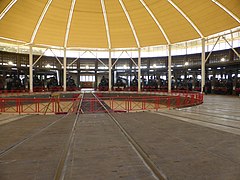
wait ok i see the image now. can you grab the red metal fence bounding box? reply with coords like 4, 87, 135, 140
0, 91, 203, 114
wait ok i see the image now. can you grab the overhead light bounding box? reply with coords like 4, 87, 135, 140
217, 67, 221, 69
123, 65, 127, 69
86, 65, 89, 69
8, 61, 13, 65
208, 68, 212, 70
45, 64, 51, 68
153, 64, 156, 68
184, 62, 189, 66
188, 69, 191, 71
220, 58, 225, 62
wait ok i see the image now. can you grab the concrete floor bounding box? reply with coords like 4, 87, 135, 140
0, 95, 240, 180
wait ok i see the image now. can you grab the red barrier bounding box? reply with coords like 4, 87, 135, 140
0, 91, 203, 114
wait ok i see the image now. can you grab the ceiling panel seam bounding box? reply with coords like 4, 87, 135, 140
0, 0, 17, 20
139, 0, 171, 45
118, 0, 140, 48
101, 0, 111, 49
167, 0, 204, 38
212, 0, 240, 24
30, 0, 53, 44
64, 0, 76, 48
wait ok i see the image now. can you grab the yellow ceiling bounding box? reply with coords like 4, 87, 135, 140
0, 0, 239, 48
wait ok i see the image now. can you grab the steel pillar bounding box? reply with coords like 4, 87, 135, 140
108, 50, 112, 91
29, 46, 33, 92
63, 48, 67, 91
138, 48, 141, 92
168, 45, 172, 93
201, 38, 206, 92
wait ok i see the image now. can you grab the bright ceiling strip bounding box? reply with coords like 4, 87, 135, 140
0, 0, 17, 20
139, 0, 171, 45
101, 0, 111, 49
212, 0, 240, 24
118, 0, 140, 48
30, 0, 53, 44
64, 0, 76, 48
167, 0, 204, 38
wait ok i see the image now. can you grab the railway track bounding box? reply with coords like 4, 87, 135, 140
56, 92, 167, 180
0, 93, 82, 158
155, 110, 240, 131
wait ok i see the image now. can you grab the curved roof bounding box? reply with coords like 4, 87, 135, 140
0, 0, 239, 49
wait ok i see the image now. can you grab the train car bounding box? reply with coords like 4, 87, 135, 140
66, 76, 77, 91
113, 77, 127, 91
98, 76, 109, 91
130, 77, 138, 91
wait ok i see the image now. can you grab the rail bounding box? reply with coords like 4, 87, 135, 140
92, 92, 167, 180
0, 96, 78, 158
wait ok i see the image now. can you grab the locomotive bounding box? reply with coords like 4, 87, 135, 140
0, 76, 4, 90
113, 77, 127, 91
130, 77, 138, 91
143, 77, 158, 90
66, 76, 77, 91
98, 76, 109, 91
235, 79, 240, 95
5, 75, 23, 91
47, 77, 62, 91
33, 76, 44, 92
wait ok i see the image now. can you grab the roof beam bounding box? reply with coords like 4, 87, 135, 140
167, 0, 204, 38
212, 0, 240, 24
30, 0, 53, 44
139, 0, 171, 45
0, 0, 17, 20
101, 0, 111, 49
64, 0, 76, 48
118, 0, 140, 48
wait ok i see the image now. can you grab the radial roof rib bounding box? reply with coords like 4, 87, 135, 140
212, 0, 240, 24
67, 0, 108, 48
172, 0, 239, 37
30, 0, 53, 44
64, 0, 76, 48
122, 0, 169, 47
167, 0, 203, 38
34, 0, 72, 47
0, 0, 49, 43
101, 0, 111, 49
217, 0, 240, 21
0, 0, 17, 20
143, 0, 200, 44
105, 0, 137, 48
139, 0, 170, 45
118, 0, 140, 48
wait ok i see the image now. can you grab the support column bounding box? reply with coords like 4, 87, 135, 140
168, 45, 172, 93
29, 46, 33, 92
201, 38, 206, 93
63, 48, 67, 92
94, 60, 98, 90
77, 60, 80, 88
108, 50, 112, 91
138, 48, 141, 92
